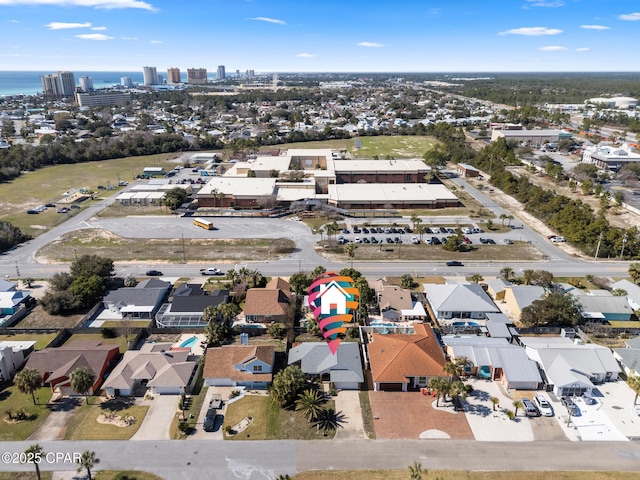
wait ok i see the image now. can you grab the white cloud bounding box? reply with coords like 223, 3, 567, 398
91, 26, 107, 31
539, 45, 567, 51
619, 12, 640, 21
75, 33, 113, 40
358, 41, 384, 48
576, 47, 590, 52
0, 0, 155, 10
149, 40, 162, 44
45, 22, 92, 30
523, 0, 564, 8
250, 17, 286, 25
295, 53, 316, 58
580, 25, 610, 30
121, 36, 137, 40
499, 27, 562, 36
9, 19, 20, 23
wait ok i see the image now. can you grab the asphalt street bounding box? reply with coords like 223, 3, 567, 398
1, 439, 639, 479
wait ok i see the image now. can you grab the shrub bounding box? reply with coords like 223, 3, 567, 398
225, 424, 235, 435
229, 390, 241, 399
101, 327, 117, 339
178, 421, 191, 434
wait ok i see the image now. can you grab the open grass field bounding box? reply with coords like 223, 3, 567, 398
94, 472, 164, 480
35, 229, 296, 263
64, 333, 130, 354
12, 305, 84, 329
224, 394, 336, 440
294, 472, 640, 480
0, 386, 53, 441
64, 400, 148, 440
0, 332, 58, 350
0, 152, 180, 236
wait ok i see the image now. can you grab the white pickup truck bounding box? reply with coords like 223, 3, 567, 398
200, 267, 224, 276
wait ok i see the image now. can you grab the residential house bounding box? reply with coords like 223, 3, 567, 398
24, 340, 120, 395
0, 279, 31, 316
287, 342, 364, 390
611, 279, 640, 310
373, 279, 425, 322
103, 278, 171, 320
502, 285, 546, 318
155, 284, 229, 328
203, 345, 275, 389
243, 277, 292, 323
485, 313, 519, 342
423, 283, 500, 324
368, 323, 446, 391
441, 336, 542, 391
613, 336, 640, 378
570, 289, 633, 322
0, 341, 36, 382
102, 342, 198, 396
486, 279, 511, 302
521, 336, 622, 397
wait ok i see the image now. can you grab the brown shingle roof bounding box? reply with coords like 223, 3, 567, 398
203, 345, 274, 383
266, 276, 291, 293
244, 289, 290, 316
368, 323, 446, 384
378, 285, 414, 311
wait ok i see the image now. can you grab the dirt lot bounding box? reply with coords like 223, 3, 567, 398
35, 228, 295, 263
12, 305, 85, 329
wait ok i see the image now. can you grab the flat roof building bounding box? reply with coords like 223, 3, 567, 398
491, 128, 572, 145
328, 183, 458, 209
187, 68, 207, 85
582, 143, 640, 171
76, 91, 132, 108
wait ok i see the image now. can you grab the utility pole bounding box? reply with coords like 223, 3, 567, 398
620, 233, 628, 261
181, 234, 186, 263
594, 232, 603, 260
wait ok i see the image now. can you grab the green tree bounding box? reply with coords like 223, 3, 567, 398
344, 243, 356, 267
500, 267, 514, 281
23, 444, 43, 480
310, 265, 327, 279
468, 273, 484, 284
14, 368, 42, 405
410, 214, 422, 232
295, 389, 326, 422
70, 367, 96, 405
423, 143, 450, 177
512, 400, 523, 417
338, 267, 362, 280
629, 263, 640, 284
408, 461, 425, 480
70, 254, 114, 280
76, 450, 99, 480
124, 275, 138, 287
70, 274, 105, 309
489, 396, 500, 412
400, 274, 417, 289
442, 228, 466, 252
289, 272, 311, 295
520, 292, 582, 328
443, 361, 461, 383
205, 321, 231, 347
354, 276, 374, 306
522, 269, 535, 285
629, 376, 640, 405
161, 187, 189, 211
428, 377, 449, 407
270, 365, 307, 407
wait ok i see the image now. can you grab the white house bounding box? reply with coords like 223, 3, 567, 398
0, 341, 36, 382
423, 282, 500, 324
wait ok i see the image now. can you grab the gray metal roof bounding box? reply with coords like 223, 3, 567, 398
287, 342, 363, 383
486, 322, 511, 338
424, 283, 499, 314
507, 285, 545, 311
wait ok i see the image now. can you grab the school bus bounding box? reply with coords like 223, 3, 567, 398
193, 218, 214, 230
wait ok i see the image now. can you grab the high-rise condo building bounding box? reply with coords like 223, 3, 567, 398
121, 77, 134, 88
142, 66, 159, 85
79, 76, 94, 92
217, 65, 226, 80
40, 71, 76, 97
167, 67, 181, 84
187, 68, 207, 85
246, 69, 255, 78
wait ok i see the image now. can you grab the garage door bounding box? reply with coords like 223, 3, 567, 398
379, 383, 404, 391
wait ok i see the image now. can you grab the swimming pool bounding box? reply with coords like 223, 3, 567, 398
179, 336, 198, 349
370, 321, 395, 328
452, 321, 480, 327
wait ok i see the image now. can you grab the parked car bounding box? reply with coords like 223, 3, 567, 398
26, 209, 39, 214
353, 227, 361, 233
118, 180, 129, 186
145, 270, 163, 276
431, 237, 441, 245
533, 395, 554, 417
503, 238, 514, 244
70, 204, 80, 209
446, 261, 463, 267
45, 203, 56, 208
370, 237, 378, 243
385, 237, 393, 244
203, 408, 217, 432
411, 236, 420, 244
561, 396, 580, 416
362, 228, 369, 234
551, 236, 566, 243
522, 398, 540, 417
56, 207, 69, 214
362, 237, 370, 244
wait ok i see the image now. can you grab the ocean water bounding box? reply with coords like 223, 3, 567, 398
0, 71, 147, 98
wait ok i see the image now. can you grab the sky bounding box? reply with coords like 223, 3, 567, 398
0, 0, 639, 73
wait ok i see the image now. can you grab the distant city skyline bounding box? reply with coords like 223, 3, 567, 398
1, 0, 639, 72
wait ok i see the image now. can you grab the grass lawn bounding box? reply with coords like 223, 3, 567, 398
0, 473, 53, 480
99, 320, 150, 329
64, 399, 148, 440
224, 394, 337, 440
294, 472, 640, 480
94, 472, 164, 480
0, 386, 53, 441
358, 391, 376, 440
0, 332, 58, 350
64, 333, 130, 354
36, 229, 296, 263
0, 152, 180, 237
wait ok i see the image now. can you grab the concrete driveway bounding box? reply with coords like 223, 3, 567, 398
28, 397, 82, 441
189, 387, 229, 440
131, 394, 179, 440
333, 390, 367, 439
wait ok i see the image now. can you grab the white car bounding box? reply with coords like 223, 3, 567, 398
550, 236, 566, 243
533, 395, 554, 417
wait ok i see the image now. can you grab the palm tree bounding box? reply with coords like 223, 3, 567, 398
522, 269, 535, 285
24, 444, 43, 480
428, 377, 448, 407
499, 213, 507, 226
344, 243, 356, 267
469, 273, 484, 284
408, 461, 425, 480
443, 361, 461, 383
417, 225, 426, 242
489, 396, 500, 412
14, 368, 42, 405
512, 400, 523, 417
295, 389, 326, 422
70, 367, 96, 405
629, 376, 640, 405
76, 450, 99, 480
500, 267, 514, 281
410, 214, 422, 232
629, 263, 640, 284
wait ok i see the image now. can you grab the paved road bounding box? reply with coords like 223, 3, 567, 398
1, 439, 639, 479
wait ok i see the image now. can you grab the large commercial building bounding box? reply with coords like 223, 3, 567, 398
187, 68, 208, 85
197, 148, 458, 210
40, 71, 76, 97
78, 76, 94, 92
142, 66, 159, 86
586, 97, 638, 109
217, 65, 226, 80
76, 91, 132, 108
491, 128, 572, 145
582, 143, 640, 171
166, 67, 181, 84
